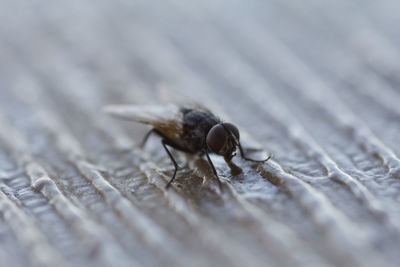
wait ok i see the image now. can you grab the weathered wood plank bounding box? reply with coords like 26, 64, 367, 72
0, 0, 400, 266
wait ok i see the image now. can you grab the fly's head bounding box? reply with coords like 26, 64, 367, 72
206, 123, 240, 161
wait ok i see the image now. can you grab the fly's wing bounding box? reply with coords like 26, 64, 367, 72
104, 104, 183, 140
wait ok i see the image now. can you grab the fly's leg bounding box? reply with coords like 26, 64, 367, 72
238, 142, 272, 163
204, 150, 223, 190
162, 139, 179, 189
140, 129, 156, 148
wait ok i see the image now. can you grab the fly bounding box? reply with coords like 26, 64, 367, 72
104, 104, 271, 189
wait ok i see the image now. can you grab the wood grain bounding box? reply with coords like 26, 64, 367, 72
0, 0, 400, 266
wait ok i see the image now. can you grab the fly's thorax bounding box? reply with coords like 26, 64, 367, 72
177, 108, 221, 153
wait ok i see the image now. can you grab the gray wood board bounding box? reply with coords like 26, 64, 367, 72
0, 0, 400, 266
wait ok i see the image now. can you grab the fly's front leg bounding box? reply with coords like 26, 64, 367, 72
204, 150, 223, 190
238, 142, 272, 163
162, 140, 179, 189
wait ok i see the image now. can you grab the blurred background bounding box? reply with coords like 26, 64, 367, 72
1, 0, 400, 267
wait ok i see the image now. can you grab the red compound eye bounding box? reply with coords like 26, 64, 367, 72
206, 124, 228, 154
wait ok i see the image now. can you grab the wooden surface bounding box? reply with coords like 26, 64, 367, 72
1, 1, 400, 267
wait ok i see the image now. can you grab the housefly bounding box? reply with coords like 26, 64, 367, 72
104, 104, 271, 189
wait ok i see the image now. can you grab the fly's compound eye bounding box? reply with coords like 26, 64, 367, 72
222, 123, 240, 141
206, 124, 228, 154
